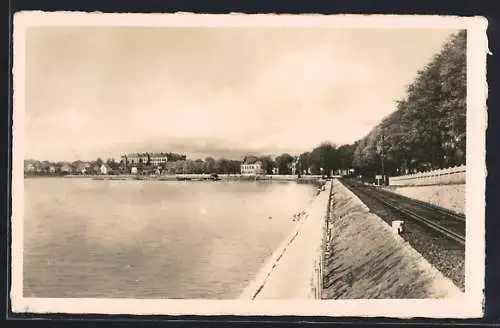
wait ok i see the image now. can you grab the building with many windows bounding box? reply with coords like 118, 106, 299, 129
149, 152, 170, 166
240, 157, 264, 175
121, 153, 149, 166
121, 152, 171, 167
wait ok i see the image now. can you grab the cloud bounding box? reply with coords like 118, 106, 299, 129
23, 27, 458, 161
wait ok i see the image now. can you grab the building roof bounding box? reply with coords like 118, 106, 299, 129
76, 163, 88, 170
122, 152, 172, 158
243, 156, 259, 165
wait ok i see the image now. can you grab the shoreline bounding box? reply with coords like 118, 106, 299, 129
25, 174, 328, 184
239, 181, 331, 299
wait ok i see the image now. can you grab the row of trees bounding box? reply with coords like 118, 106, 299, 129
350, 31, 466, 177
292, 31, 466, 179
27, 32, 465, 179
162, 157, 242, 175
296, 143, 356, 176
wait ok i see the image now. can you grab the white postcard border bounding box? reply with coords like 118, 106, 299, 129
11, 12, 488, 318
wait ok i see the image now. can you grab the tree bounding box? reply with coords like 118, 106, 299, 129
95, 158, 104, 166
275, 153, 294, 175
106, 158, 120, 171
167, 152, 187, 161
337, 144, 355, 172
193, 159, 204, 174
215, 158, 230, 174
204, 157, 215, 173
349, 31, 466, 177
309, 142, 338, 176
257, 155, 274, 174
228, 160, 242, 174
298, 152, 311, 174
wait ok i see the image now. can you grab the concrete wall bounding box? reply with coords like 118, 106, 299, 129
389, 165, 466, 187
239, 182, 331, 300
386, 184, 465, 215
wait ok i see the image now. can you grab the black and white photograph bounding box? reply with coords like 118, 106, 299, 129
11, 12, 487, 318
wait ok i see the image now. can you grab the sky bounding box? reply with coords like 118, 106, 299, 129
23, 27, 459, 161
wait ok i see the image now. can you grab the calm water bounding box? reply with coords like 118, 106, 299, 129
23, 178, 315, 299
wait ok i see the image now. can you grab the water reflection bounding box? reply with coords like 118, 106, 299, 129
23, 178, 315, 299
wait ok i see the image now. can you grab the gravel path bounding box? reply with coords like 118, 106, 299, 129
345, 183, 465, 292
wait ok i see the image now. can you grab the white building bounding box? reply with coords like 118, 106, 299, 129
100, 164, 111, 175
241, 157, 264, 175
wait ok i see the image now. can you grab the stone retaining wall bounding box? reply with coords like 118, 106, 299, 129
386, 184, 465, 215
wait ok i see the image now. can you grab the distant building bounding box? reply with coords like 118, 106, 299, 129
76, 163, 89, 175
272, 167, 279, 175
149, 153, 170, 166
241, 157, 263, 175
61, 163, 72, 174
100, 164, 111, 175
49, 166, 56, 174
122, 153, 149, 166
121, 152, 170, 167
130, 167, 138, 174
25, 163, 35, 173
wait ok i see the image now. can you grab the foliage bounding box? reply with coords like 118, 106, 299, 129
257, 155, 275, 174
351, 31, 466, 177
275, 153, 294, 175
26, 33, 465, 179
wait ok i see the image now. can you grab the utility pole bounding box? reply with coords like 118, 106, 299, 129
381, 134, 385, 177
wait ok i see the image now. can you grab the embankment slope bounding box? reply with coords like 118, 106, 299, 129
322, 180, 463, 299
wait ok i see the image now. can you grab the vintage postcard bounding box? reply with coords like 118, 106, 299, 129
11, 12, 487, 318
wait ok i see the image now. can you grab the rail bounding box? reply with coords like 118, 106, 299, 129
380, 188, 465, 221
345, 181, 465, 246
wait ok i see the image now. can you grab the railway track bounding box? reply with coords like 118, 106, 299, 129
343, 180, 465, 246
